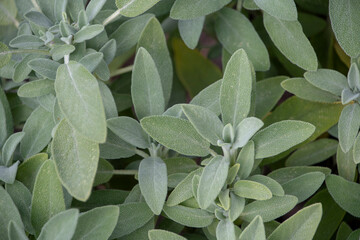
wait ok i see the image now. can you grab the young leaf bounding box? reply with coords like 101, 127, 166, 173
0, 186, 23, 240
72, 206, 119, 240
20, 107, 55, 159
233, 117, 263, 149
74, 24, 104, 43
85, 0, 106, 22
138, 17, 173, 105
248, 175, 285, 196
348, 63, 360, 91
13, 54, 41, 83
79, 52, 104, 73
326, 174, 360, 217
8, 221, 29, 240
28, 58, 60, 80
286, 138, 338, 166
215, 8, 270, 71
267, 203, 322, 240
253, 120, 315, 159
263, 13, 318, 71
234, 180, 272, 200
139, 157, 167, 215
141, 116, 210, 156
304, 69, 347, 96
107, 117, 149, 149
132, 47, 165, 119
115, 0, 160, 17
111, 202, 154, 239
0, 161, 19, 184
254, 0, 297, 21
163, 205, 213, 228
240, 195, 298, 222
170, 0, 231, 19
31, 160, 66, 235
239, 215, 266, 240
182, 104, 223, 145
216, 219, 236, 240
148, 229, 186, 240
329, 0, 360, 57
236, 141, 255, 179
178, 17, 205, 50
1, 132, 25, 166
99, 130, 136, 159
220, 49, 252, 126
338, 104, 360, 153
197, 156, 229, 209
52, 119, 99, 201
37, 209, 79, 240
55, 61, 107, 143
229, 193, 245, 221
98, 81, 117, 119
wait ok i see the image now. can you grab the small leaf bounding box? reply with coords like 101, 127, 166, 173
248, 175, 284, 196
215, 8, 270, 71
1, 132, 25, 166
163, 205, 213, 228
240, 195, 298, 222
85, 0, 107, 22
20, 107, 55, 159
107, 117, 149, 149
0, 42, 12, 68
24, 11, 53, 28
178, 17, 205, 49
139, 157, 167, 215
0, 0, 17, 26
55, 61, 106, 143
8, 221, 28, 240
253, 120, 315, 159
236, 141, 255, 179
18, 79, 54, 98
268, 203, 322, 240
141, 115, 210, 156
197, 156, 229, 209
182, 104, 223, 145
28, 58, 60, 80
115, 0, 160, 17
31, 160, 65, 235
338, 104, 360, 153
99, 130, 136, 159
111, 202, 154, 239
170, 0, 231, 19
216, 219, 236, 240
239, 215, 266, 240
72, 206, 119, 240
229, 193, 245, 222
74, 24, 104, 43
148, 229, 186, 240
329, 0, 360, 57
190, 79, 222, 115
233, 117, 263, 149
347, 63, 360, 90
304, 69, 347, 96
220, 49, 252, 126
0, 161, 19, 184
263, 13, 318, 71
9, 35, 44, 49
99, 39, 116, 64
254, 0, 297, 21
234, 180, 272, 200
0, 85, 13, 148
13, 54, 41, 83
132, 47, 165, 119
54, 0, 68, 22
78, 52, 104, 72
37, 209, 79, 240
52, 119, 99, 201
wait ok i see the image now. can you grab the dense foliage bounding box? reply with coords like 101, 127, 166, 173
0, 0, 359, 239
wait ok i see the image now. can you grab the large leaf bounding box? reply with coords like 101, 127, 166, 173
72, 206, 119, 240
216, 219, 236, 240
37, 209, 79, 240
326, 174, 360, 217
20, 107, 55, 159
253, 120, 315, 159
0, 85, 13, 148
139, 157, 167, 215
220, 49, 252, 126
52, 119, 99, 201
8, 221, 28, 240
197, 156, 229, 209
163, 205, 213, 228
115, 0, 160, 17
55, 61, 106, 143
141, 116, 210, 156
304, 69, 347, 96
338, 104, 360, 153
131, 47, 165, 119
215, 8, 270, 71
0, 186, 23, 240
268, 203, 322, 240
17, 79, 54, 98
263, 13, 318, 71
329, 0, 360, 57
170, 0, 231, 19
137, 17, 172, 105
254, 0, 297, 21
31, 160, 65, 235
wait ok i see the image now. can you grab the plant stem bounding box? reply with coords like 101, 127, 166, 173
112, 169, 138, 175
209, 148, 218, 157
103, 9, 122, 26
110, 65, 133, 77
135, 149, 150, 158
31, 0, 42, 12
64, 54, 69, 64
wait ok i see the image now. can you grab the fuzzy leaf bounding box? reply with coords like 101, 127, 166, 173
163, 205, 213, 228
115, 0, 160, 17
148, 230, 186, 240
178, 17, 204, 49
234, 180, 272, 200
170, 0, 231, 19
304, 69, 347, 96
239, 215, 266, 240
254, 0, 297, 21
338, 104, 360, 153
74, 24, 104, 43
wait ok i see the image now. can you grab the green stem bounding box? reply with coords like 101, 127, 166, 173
112, 169, 138, 175
110, 65, 133, 77
135, 149, 150, 158
103, 9, 122, 26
